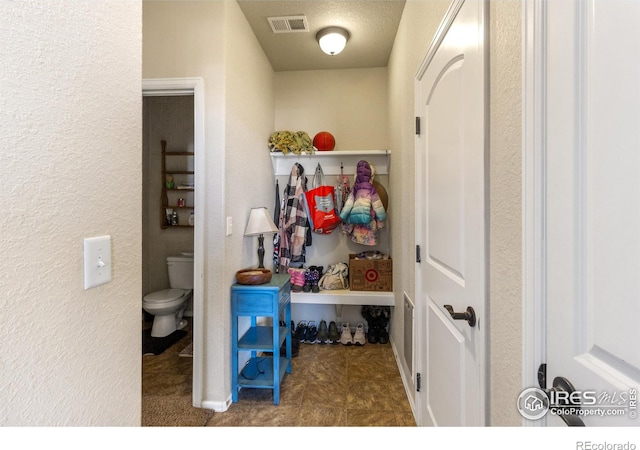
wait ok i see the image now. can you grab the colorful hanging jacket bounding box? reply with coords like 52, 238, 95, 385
339, 160, 387, 225
277, 163, 309, 272
342, 217, 384, 246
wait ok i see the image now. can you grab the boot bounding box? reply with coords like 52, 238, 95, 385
303, 267, 313, 292
367, 322, 379, 344
361, 306, 378, 344
288, 267, 305, 292
378, 306, 391, 344
311, 266, 323, 293
378, 317, 389, 345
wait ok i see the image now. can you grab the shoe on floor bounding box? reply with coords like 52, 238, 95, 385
294, 320, 308, 341
378, 327, 389, 344
316, 320, 329, 344
328, 321, 340, 344
280, 335, 300, 358
353, 322, 366, 346
305, 320, 318, 344
339, 322, 353, 345
367, 325, 379, 344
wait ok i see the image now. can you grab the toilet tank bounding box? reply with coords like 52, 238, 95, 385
166, 255, 194, 289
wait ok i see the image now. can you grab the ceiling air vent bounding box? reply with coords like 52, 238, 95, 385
267, 15, 309, 33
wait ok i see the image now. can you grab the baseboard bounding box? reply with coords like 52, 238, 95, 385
390, 338, 418, 425
200, 395, 231, 413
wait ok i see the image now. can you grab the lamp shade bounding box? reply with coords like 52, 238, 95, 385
316, 27, 349, 56
244, 207, 278, 236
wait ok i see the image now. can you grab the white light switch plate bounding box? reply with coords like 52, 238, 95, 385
84, 235, 112, 289
226, 217, 233, 236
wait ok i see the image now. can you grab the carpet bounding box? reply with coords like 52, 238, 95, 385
142, 329, 187, 356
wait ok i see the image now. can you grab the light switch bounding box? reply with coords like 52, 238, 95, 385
84, 235, 112, 289
226, 217, 233, 236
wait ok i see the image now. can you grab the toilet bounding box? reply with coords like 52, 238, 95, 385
143, 254, 193, 338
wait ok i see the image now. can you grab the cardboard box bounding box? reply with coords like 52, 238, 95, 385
349, 254, 393, 292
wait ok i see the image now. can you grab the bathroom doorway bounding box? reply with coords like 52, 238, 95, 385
142, 78, 204, 407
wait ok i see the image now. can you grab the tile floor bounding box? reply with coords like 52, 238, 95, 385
142, 319, 415, 427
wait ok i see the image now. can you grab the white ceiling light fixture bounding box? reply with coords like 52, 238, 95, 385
316, 27, 350, 56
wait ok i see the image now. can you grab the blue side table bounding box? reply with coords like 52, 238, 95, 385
231, 273, 291, 405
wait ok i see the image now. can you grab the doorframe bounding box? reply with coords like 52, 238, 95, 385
522, 0, 547, 426
142, 77, 205, 408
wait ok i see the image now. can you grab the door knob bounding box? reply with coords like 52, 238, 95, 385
443, 305, 476, 327
550, 376, 586, 427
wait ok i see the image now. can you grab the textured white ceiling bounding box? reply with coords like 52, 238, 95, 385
237, 0, 407, 72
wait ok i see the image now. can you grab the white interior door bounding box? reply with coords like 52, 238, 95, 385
415, 0, 487, 427
536, 0, 640, 427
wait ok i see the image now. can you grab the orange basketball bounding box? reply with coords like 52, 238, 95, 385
313, 131, 335, 151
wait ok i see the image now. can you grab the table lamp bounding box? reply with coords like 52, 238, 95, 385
244, 207, 278, 268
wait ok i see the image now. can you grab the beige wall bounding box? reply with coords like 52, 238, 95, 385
0, 1, 142, 425
143, 0, 275, 407
221, 0, 276, 402
488, 0, 522, 426
274, 68, 389, 150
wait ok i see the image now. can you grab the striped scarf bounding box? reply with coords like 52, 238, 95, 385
277, 163, 309, 272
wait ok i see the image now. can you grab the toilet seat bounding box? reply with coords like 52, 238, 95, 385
144, 288, 189, 304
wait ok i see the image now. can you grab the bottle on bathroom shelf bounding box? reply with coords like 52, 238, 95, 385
188, 211, 195, 227
171, 210, 179, 226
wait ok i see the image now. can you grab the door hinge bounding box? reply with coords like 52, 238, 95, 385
416, 244, 421, 263
415, 117, 421, 136
416, 372, 421, 392
538, 363, 547, 389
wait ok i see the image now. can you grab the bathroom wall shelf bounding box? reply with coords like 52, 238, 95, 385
161, 140, 195, 229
